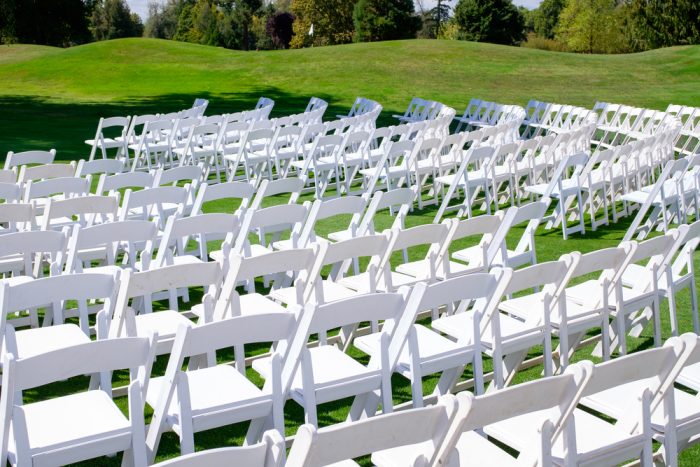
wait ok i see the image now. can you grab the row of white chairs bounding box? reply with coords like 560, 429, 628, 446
593, 101, 681, 150
667, 103, 700, 157
522, 100, 597, 138
454, 98, 526, 133
3, 259, 700, 465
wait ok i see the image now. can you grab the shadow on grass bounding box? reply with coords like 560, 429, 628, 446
0, 87, 401, 162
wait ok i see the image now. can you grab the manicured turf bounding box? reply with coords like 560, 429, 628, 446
2, 38, 700, 465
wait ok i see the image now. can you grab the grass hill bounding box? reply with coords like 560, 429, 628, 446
1, 38, 700, 158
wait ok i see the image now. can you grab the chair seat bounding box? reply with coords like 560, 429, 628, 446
13, 390, 131, 455
355, 324, 471, 374
566, 280, 653, 311
499, 291, 549, 321
485, 408, 640, 462
255, 346, 378, 403
239, 293, 288, 315
270, 280, 357, 305
432, 311, 541, 350
146, 366, 271, 422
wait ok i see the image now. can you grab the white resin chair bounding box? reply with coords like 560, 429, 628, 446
487, 338, 685, 466
107, 262, 222, 355
0, 335, 155, 467
190, 180, 255, 216
145, 313, 296, 460
253, 293, 405, 426
430, 362, 592, 467
4, 149, 56, 171
85, 116, 131, 161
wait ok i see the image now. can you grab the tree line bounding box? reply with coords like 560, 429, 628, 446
0, 0, 698, 53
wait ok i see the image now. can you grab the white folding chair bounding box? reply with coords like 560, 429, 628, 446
250, 177, 304, 209
491, 338, 685, 466
107, 262, 222, 355
85, 116, 131, 161
145, 313, 295, 460
0, 203, 35, 234
430, 362, 592, 467
253, 293, 405, 426
0, 335, 155, 467
17, 162, 76, 185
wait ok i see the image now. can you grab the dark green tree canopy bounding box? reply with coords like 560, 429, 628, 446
0, 0, 92, 46
628, 0, 700, 49
353, 0, 421, 42
90, 0, 143, 41
453, 0, 525, 45
532, 0, 564, 39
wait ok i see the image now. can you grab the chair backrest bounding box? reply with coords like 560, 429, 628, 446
64, 220, 157, 273
97, 171, 155, 195
118, 186, 188, 226
155, 212, 239, 267
251, 177, 304, 209
380, 223, 451, 286
154, 165, 204, 188
0, 272, 118, 346
235, 202, 309, 253
499, 200, 549, 267
1, 334, 152, 392
23, 176, 90, 203
4, 149, 56, 170
154, 432, 284, 467
191, 181, 255, 215
299, 196, 367, 246
359, 187, 415, 235
435, 362, 592, 467
286, 394, 458, 467
0, 203, 35, 233
41, 195, 119, 230
75, 158, 124, 178
110, 262, 222, 337
439, 212, 506, 276
0, 229, 66, 277
17, 162, 76, 184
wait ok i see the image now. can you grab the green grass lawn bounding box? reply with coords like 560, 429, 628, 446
3, 38, 700, 465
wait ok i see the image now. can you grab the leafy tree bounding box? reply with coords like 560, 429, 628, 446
627, 0, 700, 49
453, 0, 525, 45
144, 0, 182, 39
290, 0, 357, 48
267, 11, 295, 48
519, 6, 535, 34
90, 0, 144, 41
555, 0, 625, 53
353, 0, 421, 42
532, 0, 564, 39
0, 0, 92, 46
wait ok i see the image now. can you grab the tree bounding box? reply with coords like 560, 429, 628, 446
555, 0, 624, 53
532, 0, 564, 39
267, 11, 295, 48
90, 0, 144, 41
144, 0, 182, 39
0, 0, 92, 46
627, 0, 700, 49
290, 0, 357, 48
453, 0, 525, 45
353, 0, 421, 42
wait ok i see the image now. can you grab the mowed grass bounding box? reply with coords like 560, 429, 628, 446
2, 38, 700, 464
1, 38, 700, 158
